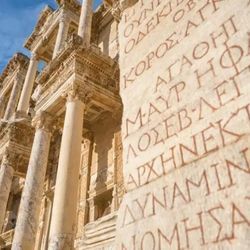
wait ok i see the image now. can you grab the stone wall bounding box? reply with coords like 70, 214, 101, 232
116, 0, 250, 249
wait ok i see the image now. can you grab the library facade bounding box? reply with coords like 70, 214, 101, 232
0, 0, 250, 249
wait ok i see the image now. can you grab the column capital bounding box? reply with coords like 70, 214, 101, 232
62, 83, 93, 105
32, 111, 54, 132
59, 11, 70, 24
15, 72, 24, 82
31, 52, 39, 61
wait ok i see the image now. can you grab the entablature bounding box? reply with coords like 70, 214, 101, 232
0, 53, 29, 99
0, 121, 34, 156
34, 35, 121, 123
0, 120, 34, 173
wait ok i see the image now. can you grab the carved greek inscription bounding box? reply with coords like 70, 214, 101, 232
122, 0, 232, 89
120, 200, 250, 249
122, 0, 226, 55
123, 146, 250, 220
126, 103, 250, 189
118, 0, 250, 249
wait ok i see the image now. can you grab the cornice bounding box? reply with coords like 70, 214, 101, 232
0, 53, 29, 85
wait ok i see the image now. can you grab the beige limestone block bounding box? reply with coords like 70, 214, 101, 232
116, 0, 250, 249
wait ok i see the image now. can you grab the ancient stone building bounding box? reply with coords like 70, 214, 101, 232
0, 0, 250, 249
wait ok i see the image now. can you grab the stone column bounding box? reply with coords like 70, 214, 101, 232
0, 154, 14, 232
12, 112, 53, 250
78, 0, 93, 46
52, 13, 70, 59
17, 53, 38, 115
0, 96, 6, 119
88, 197, 98, 222
3, 75, 23, 120
48, 90, 85, 250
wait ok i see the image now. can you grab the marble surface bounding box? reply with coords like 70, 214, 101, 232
116, 0, 250, 249
12, 128, 51, 250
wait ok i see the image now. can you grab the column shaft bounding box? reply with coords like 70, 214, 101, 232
0, 158, 14, 232
78, 0, 93, 46
4, 77, 23, 120
49, 98, 84, 250
12, 124, 51, 250
0, 96, 5, 119
17, 54, 38, 114
53, 15, 69, 59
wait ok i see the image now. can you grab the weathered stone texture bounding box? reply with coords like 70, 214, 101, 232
116, 0, 250, 249
1, 0, 250, 249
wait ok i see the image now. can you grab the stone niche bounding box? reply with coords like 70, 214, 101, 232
116, 0, 250, 249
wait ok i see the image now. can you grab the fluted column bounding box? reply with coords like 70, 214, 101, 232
12, 112, 53, 250
48, 90, 86, 250
78, 0, 93, 46
4, 75, 23, 120
52, 13, 70, 59
0, 154, 14, 232
17, 53, 38, 114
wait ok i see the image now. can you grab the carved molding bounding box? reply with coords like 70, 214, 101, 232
1, 148, 28, 171
0, 120, 34, 147
0, 53, 29, 86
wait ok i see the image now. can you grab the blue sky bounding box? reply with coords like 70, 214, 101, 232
0, 0, 102, 73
